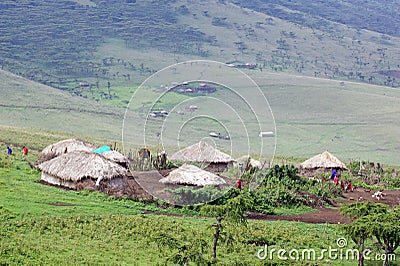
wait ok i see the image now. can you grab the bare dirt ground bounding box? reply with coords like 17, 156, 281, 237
43, 168, 399, 224
132, 170, 400, 224
249, 188, 400, 224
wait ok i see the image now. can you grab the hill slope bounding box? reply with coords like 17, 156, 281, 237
0, 0, 399, 91
0, 70, 123, 139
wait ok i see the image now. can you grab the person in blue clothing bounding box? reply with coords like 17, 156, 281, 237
330, 168, 336, 181
7, 146, 12, 155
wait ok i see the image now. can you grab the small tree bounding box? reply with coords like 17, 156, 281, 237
340, 202, 388, 266
200, 192, 253, 261
340, 202, 388, 220
342, 217, 372, 266
367, 209, 400, 266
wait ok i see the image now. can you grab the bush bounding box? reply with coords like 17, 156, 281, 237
262, 164, 306, 190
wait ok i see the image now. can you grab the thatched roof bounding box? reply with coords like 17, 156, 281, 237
299, 151, 347, 170
38, 138, 97, 163
159, 164, 226, 186
38, 150, 128, 182
170, 141, 235, 163
100, 150, 129, 164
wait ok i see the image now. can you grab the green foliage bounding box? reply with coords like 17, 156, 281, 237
0, 154, 14, 169
150, 223, 210, 265
262, 164, 305, 190
340, 203, 399, 266
340, 202, 388, 220
0, 213, 358, 266
251, 185, 303, 211
304, 180, 343, 202
367, 209, 400, 262
0, 0, 212, 86
201, 192, 254, 225
0, 206, 16, 223
233, 0, 400, 37
166, 186, 226, 206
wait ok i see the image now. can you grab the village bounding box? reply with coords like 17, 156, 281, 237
35, 138, 398, 208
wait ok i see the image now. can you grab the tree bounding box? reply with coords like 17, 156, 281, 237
340, 202, 388, 221
340, 202, 388, 266
342, 217, 372, 266
367, 209, 400, 266
200, 192, 253, 262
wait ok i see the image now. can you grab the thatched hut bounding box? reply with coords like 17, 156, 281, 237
100, 150, 130, 168
38, 138, 97, 163
234, 155, 262, 171
38, 150, 128, 189
170, 141, 235, 172
159, 164, 226, 186
299, 151, 347, 177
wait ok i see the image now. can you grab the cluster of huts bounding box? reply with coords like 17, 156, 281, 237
36, 138, 348, 200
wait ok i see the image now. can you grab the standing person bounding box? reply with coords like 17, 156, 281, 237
330, 168, 337, 181
235, 179, 242, 190
7, 146, 12, 155
333, 175, 339, 185
23, 146, 28, 156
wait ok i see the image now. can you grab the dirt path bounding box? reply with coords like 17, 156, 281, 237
247, 208, 350, 224
248, 188, 400, 224
132, 169, 400, 224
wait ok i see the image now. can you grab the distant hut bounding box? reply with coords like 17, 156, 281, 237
234, 155, 263, 171
38, 150, 128, 190
299, 151, 347, 177
170, 140, 235, 172
38, 138, 97, 163
159, 164, 226, 186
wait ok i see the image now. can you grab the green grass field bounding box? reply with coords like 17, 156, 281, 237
0, 128, 398, 265
0, 148, 363, 265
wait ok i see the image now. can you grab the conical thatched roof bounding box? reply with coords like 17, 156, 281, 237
38, 138, 97, 163
100, 150, 129, 165
38, 150, 128, 182
159, 164, 226, 186
170, 141, 235, 163
300, 151, 347, 169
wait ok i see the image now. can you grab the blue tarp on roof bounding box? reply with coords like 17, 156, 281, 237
93, 146, 111, 154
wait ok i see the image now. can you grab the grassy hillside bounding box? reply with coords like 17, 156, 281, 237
254, 72, 400, 165
1, 0, 399, 165
232, 0, 400, 36
0, 70, 124, 140
2, 62, 400, 165
1, 0, 400, 92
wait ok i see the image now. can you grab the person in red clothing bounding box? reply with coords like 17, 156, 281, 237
23, 146, 28, 156
333, 175, 339, 185
235, 179, 242, 190
340, 181, 345, 190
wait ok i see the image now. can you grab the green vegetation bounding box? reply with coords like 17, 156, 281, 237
340, 202, 400, 266
0, 130, 399, 265
1, 0, 400, 91
233, 0, 400, 37
1, 1, 400, 263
